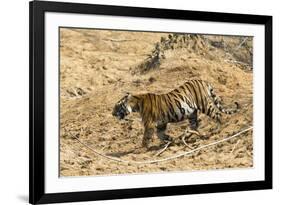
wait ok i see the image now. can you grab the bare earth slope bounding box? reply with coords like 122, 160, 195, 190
59, 28, 253, 176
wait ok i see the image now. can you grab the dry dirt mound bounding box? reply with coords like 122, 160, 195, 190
134, 33, 252, 74
59, 28, 253, 176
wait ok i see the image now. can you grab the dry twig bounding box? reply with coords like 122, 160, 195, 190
154, 141, 172, 157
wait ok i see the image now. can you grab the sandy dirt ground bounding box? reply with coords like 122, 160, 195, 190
59, 28, 253, 177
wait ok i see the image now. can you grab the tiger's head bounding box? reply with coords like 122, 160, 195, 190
112, 93, 141, 120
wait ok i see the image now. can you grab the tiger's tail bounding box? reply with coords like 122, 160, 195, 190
209, 87, 240, 115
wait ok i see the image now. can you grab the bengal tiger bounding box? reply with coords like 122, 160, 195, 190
112, 79, 239, 148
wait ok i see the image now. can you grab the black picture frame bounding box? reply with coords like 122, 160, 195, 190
29, 0, 272, 204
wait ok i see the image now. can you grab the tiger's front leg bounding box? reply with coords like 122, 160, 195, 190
142, 126, 154, 148
156, 123, 172, 143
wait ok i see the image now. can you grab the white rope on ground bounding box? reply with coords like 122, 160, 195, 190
70, 126, 253, 165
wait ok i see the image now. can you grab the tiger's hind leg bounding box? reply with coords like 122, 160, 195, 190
186, 110, 201, 136
182, 110, 205, 146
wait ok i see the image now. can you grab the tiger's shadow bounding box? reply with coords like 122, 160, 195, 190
105, 140, 186, 157
106, 150, 135, 157
106, 143, 170, 157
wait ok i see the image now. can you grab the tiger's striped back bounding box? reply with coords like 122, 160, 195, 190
138, 79, 238, 125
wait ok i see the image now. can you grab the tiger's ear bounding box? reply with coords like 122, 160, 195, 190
124, 92, 131, 97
